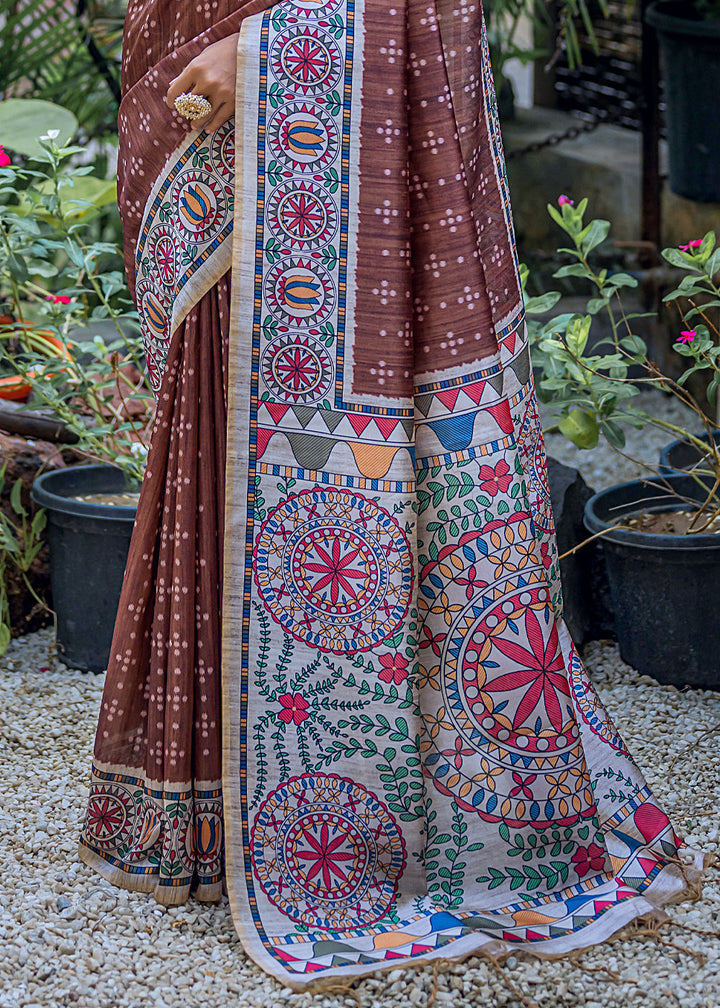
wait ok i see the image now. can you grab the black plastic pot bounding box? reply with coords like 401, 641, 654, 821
659, 430, 720, 476
584, 475, 720, 690
646, 2, 720, 202
32, 465, 138, 673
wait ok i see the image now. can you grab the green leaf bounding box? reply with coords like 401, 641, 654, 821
579, 218, 610, 254
9, 479, 24, 517
554, 263, 590, 280
558, 409, 599, 449
0, 100, 77, 157
0, 622, 10, 656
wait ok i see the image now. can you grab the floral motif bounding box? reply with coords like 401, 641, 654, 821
478, 459, 513, 497
485, 608, 569, 733
377, 652, 410, 686
571, 842, 608, 878
277, 693, 311, 725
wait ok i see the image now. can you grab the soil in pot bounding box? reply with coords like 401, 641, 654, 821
584, 475, 720, 690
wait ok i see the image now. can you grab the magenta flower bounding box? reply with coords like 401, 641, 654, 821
679, 239, 702, 252
0, 146, 11, 168
558, 195, 574, 206
676, 330, 696, 344
46, 294, 72, 305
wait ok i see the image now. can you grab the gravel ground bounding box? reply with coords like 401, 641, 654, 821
1, 636, 718, 1008
1, 389, 718, 1008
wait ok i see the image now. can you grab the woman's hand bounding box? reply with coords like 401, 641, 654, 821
166, 33, 240, 133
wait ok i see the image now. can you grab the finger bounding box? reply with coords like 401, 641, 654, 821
198, 101, 233, 134
166, 73, 196, 110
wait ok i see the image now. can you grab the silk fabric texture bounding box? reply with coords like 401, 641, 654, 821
79, 0, 704, 989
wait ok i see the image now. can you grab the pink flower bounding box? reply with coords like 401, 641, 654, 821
277, 693, 310, 725
378, 653, 409, 686
479, 459, 513, 498
571, 842, 608, 878
676, 330, 696, 344
679, 239, 702, 252
558, 195, 574, 206
0, 146, 10, 168
46, 295, 72, 305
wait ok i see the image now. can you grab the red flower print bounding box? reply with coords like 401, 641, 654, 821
479, 460, 513, 498
277, 693, 311, 725
456, 564, 489, 600
419, 625, 446, 657
484, 608, 570, 732
540, 542, 553, 571
378, 653, 409, 686
571, 842, 608, 878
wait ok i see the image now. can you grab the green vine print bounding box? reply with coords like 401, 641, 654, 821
249, 603, 370, 809
424, 803, 484, 909
591, 767, 642, 804
477, 820, 606, 901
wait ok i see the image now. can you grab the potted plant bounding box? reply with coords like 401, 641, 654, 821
529, 195, 720, 690
646, 0, 720, 202
0, 117, 153, 672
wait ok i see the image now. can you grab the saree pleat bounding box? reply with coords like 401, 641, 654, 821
80, 0, 705, 989
80, 276, 230, 904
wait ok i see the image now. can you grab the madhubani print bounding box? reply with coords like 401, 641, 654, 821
82, 768, 223, 897
135, 120, 235, 390
218, 0, 699, 990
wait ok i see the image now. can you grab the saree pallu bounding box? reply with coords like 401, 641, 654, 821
79, 0, 704, 989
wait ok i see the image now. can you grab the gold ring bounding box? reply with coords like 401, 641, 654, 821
174, 92, 213, 120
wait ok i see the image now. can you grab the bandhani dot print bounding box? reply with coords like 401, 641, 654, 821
251, 774, 407, 930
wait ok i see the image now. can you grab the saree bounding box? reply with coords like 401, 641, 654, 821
79, 0, 705, 990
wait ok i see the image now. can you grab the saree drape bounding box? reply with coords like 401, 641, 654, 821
79, 0, 704, 989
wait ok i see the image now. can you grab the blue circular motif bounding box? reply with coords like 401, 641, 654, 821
251, 774, 406, 929
271, 27, 343, 96
253, 488, 413, 654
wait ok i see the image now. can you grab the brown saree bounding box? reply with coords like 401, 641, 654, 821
80, 0, 704, 989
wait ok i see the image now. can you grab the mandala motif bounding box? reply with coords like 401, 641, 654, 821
251, 774, 406, 930
135, 278, 171, 390
170, 171, 230, 243
516, 393, 554, 536
254, 488, 413, 653
261, 334, 334, 403
266, 181, 338, 251
268, 102, 340, 172
419, 519, 593, 827
185, 800, 224, 871
84, 782, 134, 848
264, 257, 336, 326
271, 27, 343, 96
145, 224, 177, 288
568, 648, 630, 755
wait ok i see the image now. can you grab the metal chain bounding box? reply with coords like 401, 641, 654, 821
506, 108, 626, 160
